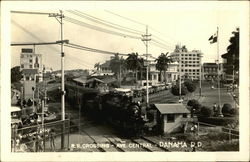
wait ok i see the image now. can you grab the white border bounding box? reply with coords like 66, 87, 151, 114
1, 1, 249, 161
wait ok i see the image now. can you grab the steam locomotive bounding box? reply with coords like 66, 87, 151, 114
65, 83, 158, 137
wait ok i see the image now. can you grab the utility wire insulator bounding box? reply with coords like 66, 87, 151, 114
141, 38, 151, 41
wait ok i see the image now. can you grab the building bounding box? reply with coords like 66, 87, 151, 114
202, 62, 224, 80
170, 45, 203, 80
92, 60, 114, 76
139, 58, 179, 87
22, 69, 38, 100
20, 48, 43, 82
203, 63, 218, 80
153, 104, 191, 133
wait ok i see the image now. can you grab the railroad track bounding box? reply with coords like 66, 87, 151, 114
141, 136, 170, 152
130, 136, 170, 152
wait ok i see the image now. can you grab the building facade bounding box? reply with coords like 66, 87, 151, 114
202, 63, 218, 80
92, 60, 114, 76
20, 48, 43, 82
170, 45, 203, 80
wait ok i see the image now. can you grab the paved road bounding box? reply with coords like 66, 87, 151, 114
198, 82, 235, 107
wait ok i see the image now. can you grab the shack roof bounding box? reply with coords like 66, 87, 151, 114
154, 104, 190, 114
22, 69, 38, 74
86, 77, 104, 83
73, 77, 87, 84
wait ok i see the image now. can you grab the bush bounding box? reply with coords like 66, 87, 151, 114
171, 84, 188, 96
187, 99, 201, 113
199, 106, 214, 117
184, 80, 196, 93
222, 103, 233, 116
198, 116, 238, 127
229, 108, 238, 116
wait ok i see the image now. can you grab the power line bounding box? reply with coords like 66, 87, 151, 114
150, 41, 173, 51
151, 34, 175, 47
64, 16, 141, 40
149, 26, 177, 43
151, 38, 174, 49
105, 10, 177, 45
11, 10, 55, 15
65, 43, 128, 56
67, 10, 144, 35
105, 10, 146, 26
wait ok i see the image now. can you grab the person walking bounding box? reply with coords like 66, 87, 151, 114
49, 129, 56, 151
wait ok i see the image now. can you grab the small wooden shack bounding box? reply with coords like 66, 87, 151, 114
153, 104, 191, 133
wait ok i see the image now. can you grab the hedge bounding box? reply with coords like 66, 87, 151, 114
197, 116, 237, 126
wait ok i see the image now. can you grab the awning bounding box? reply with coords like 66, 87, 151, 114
11, 106, 21, 112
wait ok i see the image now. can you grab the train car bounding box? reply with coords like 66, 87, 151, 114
65, 83, 158, 137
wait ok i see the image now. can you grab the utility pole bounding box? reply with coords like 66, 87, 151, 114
179, 51, 182, 100
142, 25, 151, 107
49, 10, 66, 149
217, 27, 221, 107
199, 54, 202, 97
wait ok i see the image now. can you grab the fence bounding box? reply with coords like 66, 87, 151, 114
11, 119, 70, 152
186, 121, 239, 140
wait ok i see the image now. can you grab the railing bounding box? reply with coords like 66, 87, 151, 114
186, 121, 239, 140
11, 119, 70, 152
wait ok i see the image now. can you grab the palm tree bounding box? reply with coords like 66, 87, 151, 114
125, 52, 142, 85
110, 54, 125, 87
155, 53, 172, 85
94, 62, 100, 71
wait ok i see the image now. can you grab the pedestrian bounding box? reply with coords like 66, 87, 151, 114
213, 103, 217, 113
49, 129, 56, 151
37, 134, 43, 152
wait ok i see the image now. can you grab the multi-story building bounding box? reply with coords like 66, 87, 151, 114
20, 48, 42, 101
203, 63, 218, 80
139, 57, 179, 86
92, 60, 114, 76
202, 62, 224, 80
20, 48, 43, 82
170, 45, 203, 80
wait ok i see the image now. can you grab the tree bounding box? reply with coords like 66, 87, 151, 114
155, 53, 172, 84
200, 106, 214, 117
94, 62, 100, 71
187, 99, 201, 112
171, 84, 188, 96
11, 66, 22, 83
184, 80, 196, 93
221, 28, 239, 77
222, 103, 233, 117
110, 54, 125, 87
125, 52, 142, 84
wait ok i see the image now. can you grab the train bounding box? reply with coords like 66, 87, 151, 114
65, 83, 159, 137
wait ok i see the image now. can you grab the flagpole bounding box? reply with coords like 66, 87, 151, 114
217, 27, 221, 107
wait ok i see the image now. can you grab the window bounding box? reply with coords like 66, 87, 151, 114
183, 113, 187, 118
21, 64, 24, 68
167, 114, 175, 123
29, 59, 32, 63
29, 65, 32, 68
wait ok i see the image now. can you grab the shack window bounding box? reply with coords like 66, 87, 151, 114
167, 114, 175, 123
183, 113, 187, 118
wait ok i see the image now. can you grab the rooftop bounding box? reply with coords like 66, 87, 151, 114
154, 104, 190, 114
22, 69, 38, 74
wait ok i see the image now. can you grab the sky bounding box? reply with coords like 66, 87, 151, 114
9, 1, 245, 71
